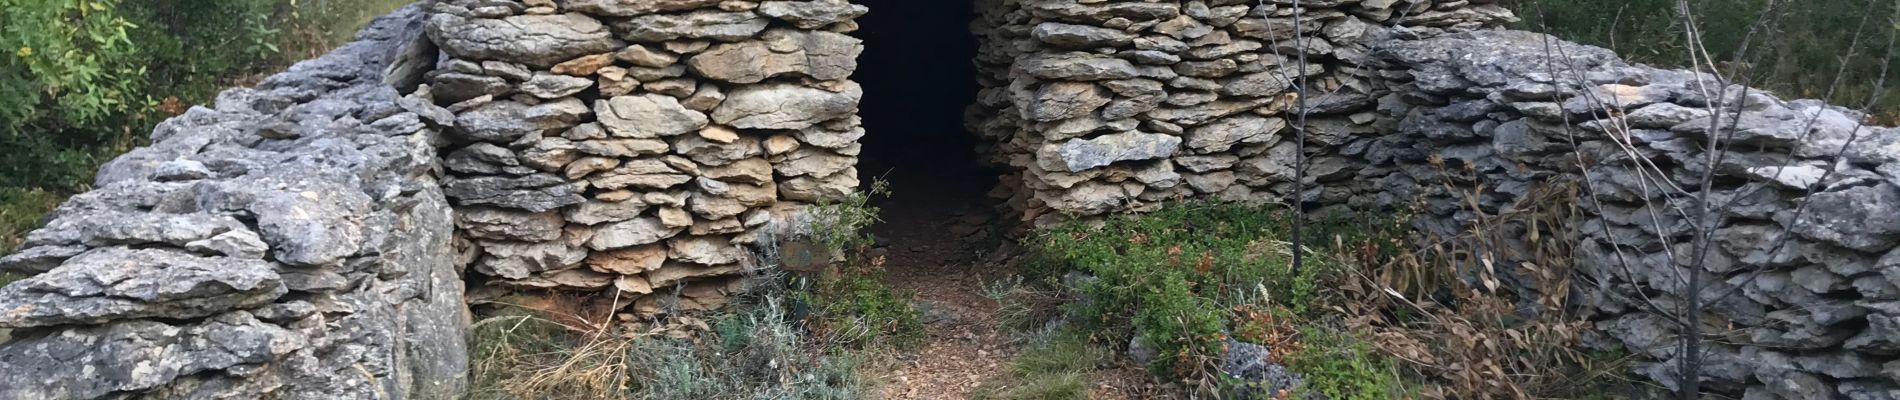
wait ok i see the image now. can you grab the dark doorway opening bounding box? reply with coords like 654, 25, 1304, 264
853, 0, 988, 193
851, 0, 1005, 299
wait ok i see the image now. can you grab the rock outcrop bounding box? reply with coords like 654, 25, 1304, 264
0, 6, 467, 400
423, 0, 866, 315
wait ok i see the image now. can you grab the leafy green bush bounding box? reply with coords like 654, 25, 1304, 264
1029, 203, 1351, 378
797, 179, 925, 348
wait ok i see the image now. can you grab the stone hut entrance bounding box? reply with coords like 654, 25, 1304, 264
855, 0, 993, 203
851, 0, 1006, 273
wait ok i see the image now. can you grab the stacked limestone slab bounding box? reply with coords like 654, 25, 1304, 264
423, 0, 868, 314
1365, 30, 1900, 398
968, 0, 1514, 225
0, 7, 468, 399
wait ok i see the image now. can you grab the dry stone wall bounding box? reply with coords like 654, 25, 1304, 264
968, 0, 1515, 224
969, 0, 1900, 397
0, 1, 1893, 398
1365, 30, 1900, 398
0, 6, 468, 399
422, 0, 867, 314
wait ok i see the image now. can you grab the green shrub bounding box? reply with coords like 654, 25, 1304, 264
1284, 326, 1406, 400
796, 179, 925, 349
803, 266, 926, 349
1029, 203, 1359, 379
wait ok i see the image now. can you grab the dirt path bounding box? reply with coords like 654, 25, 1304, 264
858, 157, 1023, 399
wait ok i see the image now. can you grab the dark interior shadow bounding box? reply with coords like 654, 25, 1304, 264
852, 0, 990, 196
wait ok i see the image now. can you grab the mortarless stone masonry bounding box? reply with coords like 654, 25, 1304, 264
0, 0, 1897, 398
423, 0, 868, 315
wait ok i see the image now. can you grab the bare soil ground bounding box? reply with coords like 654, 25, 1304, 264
862, 162, 1018, 399
859, 162, 1169, 399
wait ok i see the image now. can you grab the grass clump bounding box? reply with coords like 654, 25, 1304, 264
973, 331, 1108, 400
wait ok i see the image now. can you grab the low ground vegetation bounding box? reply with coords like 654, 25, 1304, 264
978, 200, 1646, 399
468, 185, 923, 399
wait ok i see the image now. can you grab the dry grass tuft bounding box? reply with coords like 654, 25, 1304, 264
1330, 177, 1648, 399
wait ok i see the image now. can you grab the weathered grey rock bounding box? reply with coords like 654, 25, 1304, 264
758, 0, 869, 29
453, 100, 585, 143
520, 72, 593, 99
458, 207, 565, 242
1024, 82, 1112, 122
477, 240, 588, 279
23, 211, 247, 249
703, 158, 774, 185
0, 245, 89, 274
687, 29, 862, 83
444, 173, 585, 212
1032, 22, 1135, 48
1220, 339, 1304, 398
589, 217, 683, 251
0, 312, 305, 400
1020, 52, 1140, 81
153, 159, 213, 181
780, 168, 858, 201
589, 158, 693, 190
587, 245, 667, 275
776, 147, 855, 178
612, 10, 769, 42
1787, 184, 1900, 252
0, 7, 469, 399
615, 44, 679, 68
563, 0, 722, 16
1037, 131, 1182, 172
517, 136, 580, 171
566, 199, 651, 225
431, 72, 510, 104
667, 235, 746, 266
1188, 115, 1284, 153
712, 82, 862, 129
1040, 181, 1135, 214
575, 138, 670, 158
596, 94, 709, 138
0, 248, 284, 328
794, 119, 866, 149
428, 13, 621, 68
675, 134, 763, 166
